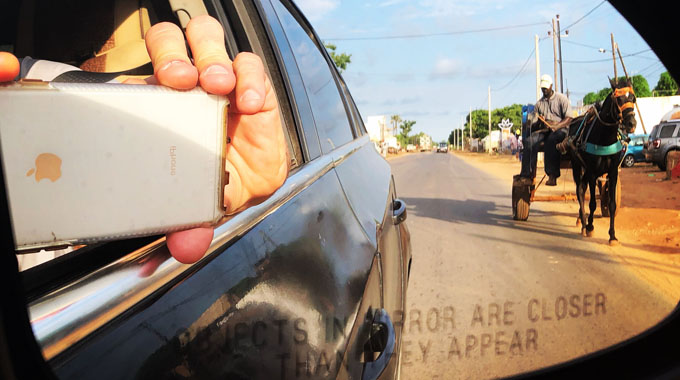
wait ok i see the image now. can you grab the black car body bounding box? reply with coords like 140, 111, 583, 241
0, 0, 410, 379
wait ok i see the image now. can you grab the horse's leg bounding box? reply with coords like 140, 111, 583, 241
573, 164, 587, 230
586, 176, 597, 237
608, 168, 619, 245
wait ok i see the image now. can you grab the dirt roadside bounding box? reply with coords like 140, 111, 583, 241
446, 150, 680, 303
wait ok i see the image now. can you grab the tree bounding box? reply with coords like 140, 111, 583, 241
324, 43, 351, 73
397, 120, 416, 147
653, 71, 679, 96
582, 75, 651, 104
390, 114, 402, 136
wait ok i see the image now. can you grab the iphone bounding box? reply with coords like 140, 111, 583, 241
0, 80, 228, 251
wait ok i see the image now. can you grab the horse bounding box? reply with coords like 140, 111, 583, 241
560, 78, 637, 245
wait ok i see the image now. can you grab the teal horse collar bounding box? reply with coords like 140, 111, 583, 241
584, 141, 623, 155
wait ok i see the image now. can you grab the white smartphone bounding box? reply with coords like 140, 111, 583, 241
0, 80, 228, 252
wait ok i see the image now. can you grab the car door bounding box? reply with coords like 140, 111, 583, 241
0, 0, 399, 379
260, 1, 407, 378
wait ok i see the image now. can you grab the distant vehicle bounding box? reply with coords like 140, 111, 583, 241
623, 134, 648, 167
437, 142, 448, 153
406, 144, 416, 152
644, 107, 680, 170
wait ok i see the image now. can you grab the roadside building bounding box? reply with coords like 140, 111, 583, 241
419, 134, 432, 150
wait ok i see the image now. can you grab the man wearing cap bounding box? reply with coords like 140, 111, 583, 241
519, 74, 573, 186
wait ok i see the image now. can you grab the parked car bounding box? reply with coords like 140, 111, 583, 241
406, 144, 416, 152
437, 142, 449, 153
0, 1, 410, 379
622, 134, 649, 167
644, 107, 680, 170
643, 124, 660, 162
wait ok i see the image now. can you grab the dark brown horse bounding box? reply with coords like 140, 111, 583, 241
562, 78, 637, 245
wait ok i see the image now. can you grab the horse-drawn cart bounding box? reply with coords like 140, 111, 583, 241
511, 104, 622, 222
511, 168, 621, 221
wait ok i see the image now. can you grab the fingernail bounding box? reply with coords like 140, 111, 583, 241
239, 89, 262, 104
203, 64, 229, 76
159, 60, 186, 72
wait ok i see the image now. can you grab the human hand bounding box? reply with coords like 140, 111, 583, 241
144, 16, 288, 264
0, 16, 288, 265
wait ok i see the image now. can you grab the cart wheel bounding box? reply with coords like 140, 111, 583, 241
600, 177, 621, 217
512, 175, 531, 221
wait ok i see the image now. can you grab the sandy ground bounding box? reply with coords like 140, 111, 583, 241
439, 150, 680, 303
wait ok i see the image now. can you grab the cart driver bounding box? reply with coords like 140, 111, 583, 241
519, 74, 573, 186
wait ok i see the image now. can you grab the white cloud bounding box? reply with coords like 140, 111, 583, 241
295, 0, 340, 22
431, 58, 464, 78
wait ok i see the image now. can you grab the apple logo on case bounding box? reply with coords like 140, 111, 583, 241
26, 153, 62, 182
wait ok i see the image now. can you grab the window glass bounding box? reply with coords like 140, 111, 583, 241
659, 124, 676, 138
271, 1, 353, 153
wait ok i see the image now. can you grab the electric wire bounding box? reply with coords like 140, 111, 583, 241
491, 47, 535, 92
324, 21, 549, 41
562, 0, 607, 30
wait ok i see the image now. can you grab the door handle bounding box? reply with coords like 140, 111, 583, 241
362, 309, 396, 380
392, 199, 407, 225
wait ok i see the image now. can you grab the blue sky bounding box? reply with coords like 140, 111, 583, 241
294, 0, 666, 142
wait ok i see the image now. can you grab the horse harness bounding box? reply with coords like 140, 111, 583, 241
562, 86, 635, 167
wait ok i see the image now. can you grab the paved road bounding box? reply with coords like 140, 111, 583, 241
391, 152, 675, 379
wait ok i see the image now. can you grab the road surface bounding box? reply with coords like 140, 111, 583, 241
391, 151, 676, 379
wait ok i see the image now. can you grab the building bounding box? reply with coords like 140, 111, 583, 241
419, 134, 432, 150
366, 115, 395, 143
634, 96, 680, 133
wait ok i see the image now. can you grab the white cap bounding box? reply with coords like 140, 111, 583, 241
540, 74, 553, 89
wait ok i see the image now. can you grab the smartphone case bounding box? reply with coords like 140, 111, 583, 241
0, 81, 228, 251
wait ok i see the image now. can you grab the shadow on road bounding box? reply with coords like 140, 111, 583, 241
402, 197, 499, 226
469, 232, 680, 278
402, 196, 680, 255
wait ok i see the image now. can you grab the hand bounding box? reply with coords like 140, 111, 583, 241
0, 16, 288, 265
141, 16, 288, 264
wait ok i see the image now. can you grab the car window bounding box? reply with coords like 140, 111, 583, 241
270, 0, 354, 153
9, 1, 301, 274
659, 124, 677, 138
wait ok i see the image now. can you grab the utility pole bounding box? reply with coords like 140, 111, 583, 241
611, 33, 618, 82
488, 85, 491, 154
551, 18, 558, 93
535, 34, 541, 101
469, 106, 473, 148
556, 15, 564, 94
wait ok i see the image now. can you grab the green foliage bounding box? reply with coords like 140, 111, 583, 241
399, 120, 416, 139
462, 104, 523, 139
583, 92, 599, 105
628, 75, 651, 97
448, 130, 455, 145
582, 75, 651, 104
653, 72, 679, 96
390, 114, 402, 136
324, 43, 351, 73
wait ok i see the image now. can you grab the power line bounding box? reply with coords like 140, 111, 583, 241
562, 0, 607, 30
324, 21, 549, 41
492, 47, 535, 92
562, 39, 604, 51
638, 61, 663, 75
562, 49, 652, 63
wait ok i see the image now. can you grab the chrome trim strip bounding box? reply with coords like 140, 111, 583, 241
28, 136, 370, 361
331, 135, 369, 166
